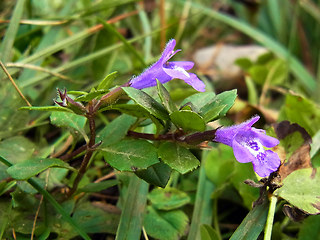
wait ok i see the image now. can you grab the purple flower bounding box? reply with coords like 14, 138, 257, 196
214, 116, 281, 177
129, 39, 205, 92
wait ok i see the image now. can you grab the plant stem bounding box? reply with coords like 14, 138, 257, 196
68, 104, 96, 197
264, 195, 277, 240
127, 129, 217, 145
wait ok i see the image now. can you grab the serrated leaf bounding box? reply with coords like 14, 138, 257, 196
274, 168, 320, 215
122, 87, 169, 120
148, 187, 190, 210
7, 158, 74, 180
135, 162, 171, 188
170, 110, 206, 132
50, 111, 87, 140
157, 80, 178, 113
96, 114, 136, 146
20, 106, 73, 113
100, 139, 159, 171
158, 142, 200, 174
97, 71, 117, 90
78, 180, 118, 193
200, 90, 237, 122
144, 206, 189, 240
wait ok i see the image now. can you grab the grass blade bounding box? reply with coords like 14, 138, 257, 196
0, 156, 91, 240
97, 17, 146, 67
20, 31, 159, 88
230, 197, 269, 240
0, 0, 26, 64
188, 153, 215, 240
115, 174, 149, 240
175, 0, 316, 93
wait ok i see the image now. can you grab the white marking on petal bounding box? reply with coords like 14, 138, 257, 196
174, 66, 190, 77
243, 139, 267, 163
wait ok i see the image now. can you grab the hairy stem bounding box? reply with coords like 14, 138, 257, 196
68, 104, 96, 197
127, 129, 217, 145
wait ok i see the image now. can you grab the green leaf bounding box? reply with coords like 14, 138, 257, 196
279, 94, 320, 136
266, 58, 288, 85
298, 215, 320, 240
0, 136, 35, 165
72, 202, 120, 235
205, 145, 235, 187
19, 106, 73, 113
170, 110, 206, 132
144, 206, 189, 240
257, 52, 274, 65
122, 87, 169, 120
75, 89, 109, 102
235, 58, 253, 71
200, 224, 220, 240
7, 158, 74, 180
231, 160, 259, 209
248, 65, 268, 85
181, 92, 216, 112
97, 71, 118, 90
158, 142, 200, 174
157, 80, 178, 113
274, 168, 320, 215
101, 103, 150, 117
78, 179, 118, 193
100, 139, 159, 171
229, 198, 269, 240
135, 162, 171, 188
50, 111, 87, 140
200, 90, 237, 122
148, 187, 190, 210
201, 105, 227, 123
96, 114, 136, 146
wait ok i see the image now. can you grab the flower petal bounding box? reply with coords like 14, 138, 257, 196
251, 128, 280, 148
159, 39, 177, 63
232, 138, 255, 163
166, 61, 194, 70
129, 64, 171, 89
183, 73, 206, 92
252, 150, 281, 177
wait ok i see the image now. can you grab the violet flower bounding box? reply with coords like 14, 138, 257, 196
129, 39, 205, 92
214, 116, 281, 177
